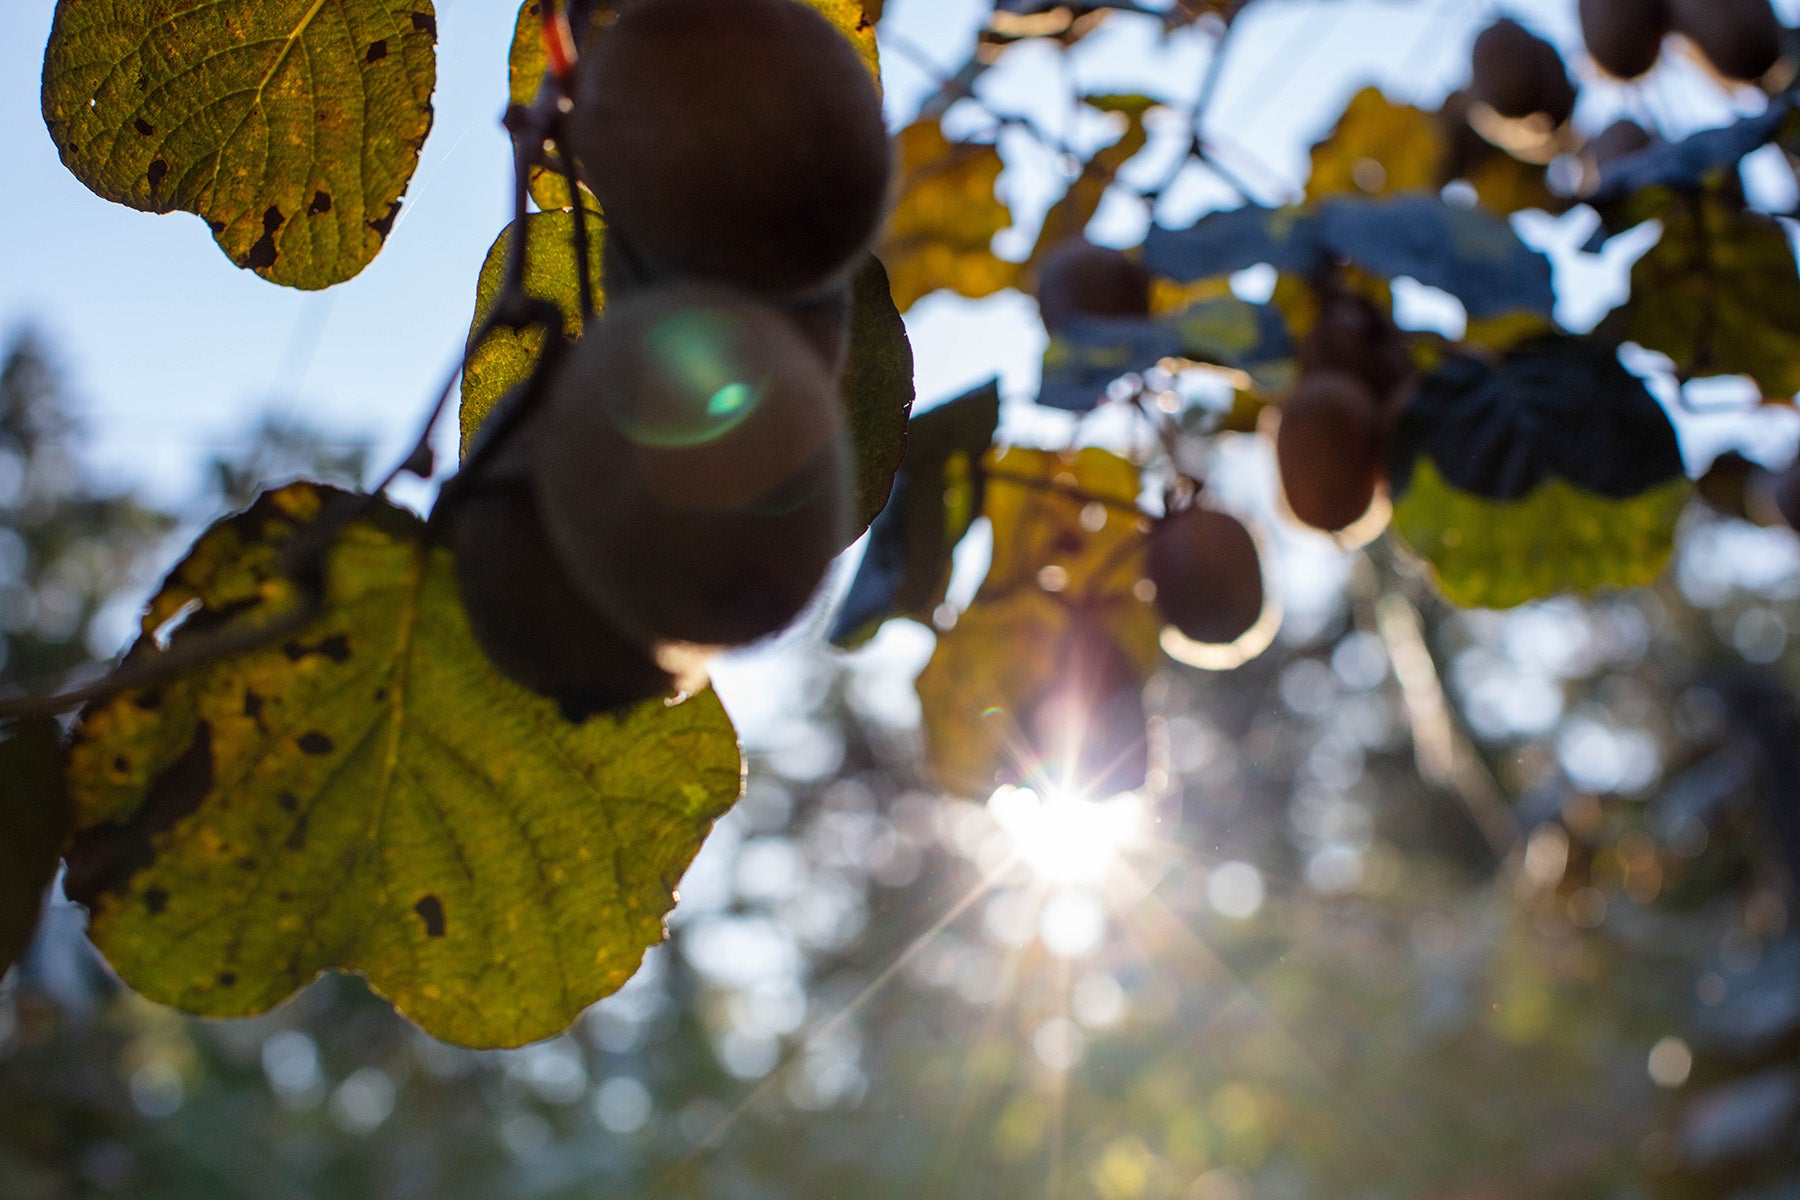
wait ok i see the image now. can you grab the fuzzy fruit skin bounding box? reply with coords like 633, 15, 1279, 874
1471, 18, 1576, 125
445, 412, 673, 722
1670, 0, 1783, 81
1772, 456, 1800, 531
1276, 370, 1387, 533
1472, 19, 1552, 118
1587, 118, 1654, 165
1300, 294, 1411, 405
1145, 507, 1265, 647
1034, 239, 1152, 333
534, 284, 853, 648
1580, 0, 1669, 79
571, 0, 890, 298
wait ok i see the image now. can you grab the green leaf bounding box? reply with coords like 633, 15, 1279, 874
1390, 336, 1689, 608
42, 0, 437, 290
507, 1, 600, 213
1623, 191, 1800, 399
844, 256, 916, 533
459, 210, 606, 455
0, 718, 72, 979
63, 483, 741, 1048
1391, 461, 1689, 610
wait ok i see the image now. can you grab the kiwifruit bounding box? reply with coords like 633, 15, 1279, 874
533, 282, 853, 648
1669, 0, 1783, 81
1299, 293, 1411, 404
1769, 452, 1800, 530
443, 412, 673, 721
1586, 118, 1654, 165
1144, 506, 1265, 646
1533, 37, 1580, 127
1275, 369, 1387, 533
1034, 238, 1153, 333
570, 0, 891, 298
1472, 19, 1554, 119
1580, 0, 1669, 80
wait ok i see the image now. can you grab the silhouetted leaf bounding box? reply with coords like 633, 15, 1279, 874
917, 447, 1158, 797
1622, 191, 1800, 398
832, 379, 1001, 645
0, 718, 70, 978
843, 256, 917, 534
42, 0, 437, 289
64, 484, 741, 1048
1587, 98, 1793, 211
1142, 206, 1324, 281
1037, 297, 1292, 411
1314, 194, 1555, 319
1390, 337, 1688, 608
880, 123, 1020, 311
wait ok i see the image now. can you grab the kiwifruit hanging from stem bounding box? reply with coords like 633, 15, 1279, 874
1033, 238, 1153, 333
1275, 369, 1388, 534
570, 0, 891, 298
1669, 0, 1784, 82
1580, 0, 1670, 80
532, 283, 854, 649
1144, 505, 1266, 647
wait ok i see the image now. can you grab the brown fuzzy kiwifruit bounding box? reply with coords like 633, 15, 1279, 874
1669, 0, 1784, 81
1299, 293, 1412, 405
533, 282, 853, 649
1587, 118, 1655, 165
1144, 506, 1265, 646
443, 407, 674, 721
1472, 19, 1554, 118
1034, 238, 1153, 333
1580, 0, 1670, 80
570, 0, 890, 299
1275, 369, 1388, 533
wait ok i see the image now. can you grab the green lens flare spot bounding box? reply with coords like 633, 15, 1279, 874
708, 381, 755, 419
616, 310, 766, 448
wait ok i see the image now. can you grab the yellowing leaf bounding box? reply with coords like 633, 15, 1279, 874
880, 122, 1021, 311
1392, 460, 1688, 609
43, 0, 437, 290
459, 210, 606, 454
803, 0, 880, 81
917, 446, 1158, 798
508, 1, 600, 212
1030, 95, 1160, 266
1307, 88, 1445, 202
1624, 192, 1800, 399
64, 484, 741, 1048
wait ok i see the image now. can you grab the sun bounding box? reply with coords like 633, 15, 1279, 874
986, 783, 1147, 887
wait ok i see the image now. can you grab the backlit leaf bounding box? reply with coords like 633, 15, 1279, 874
880, 122, 1021, 311
917, 446, 1158, 798
42, 0, 437, 289
507, 1, 598, 212
1623, 192, 1800, 399
459, 210, 606, 455
1307, 88, 1444, 202
63, 484, 742, 1048
0, 719, 71, 978
1390, 337, 1688, 608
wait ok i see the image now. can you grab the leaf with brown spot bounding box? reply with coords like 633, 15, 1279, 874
64, 483, 742, 1048
42, 0, 437, 289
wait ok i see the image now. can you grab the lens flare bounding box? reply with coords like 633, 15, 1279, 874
987, 784, 1144, 886
615, 310, 767, 448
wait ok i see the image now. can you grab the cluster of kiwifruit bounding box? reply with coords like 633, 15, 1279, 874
1028, 236, 1270, 652
1274, 289, 1407, 539
1580, 0, 1783, 83
443, 0, 891, 720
